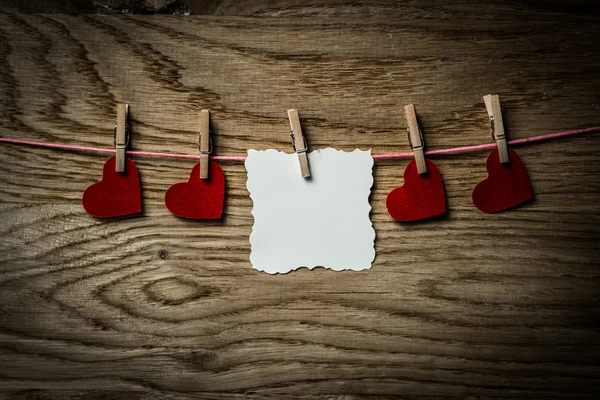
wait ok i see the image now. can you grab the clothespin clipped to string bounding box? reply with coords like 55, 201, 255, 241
386, 104, 447, 221
199, 109, 212, 179
164, 108, 225, 220
472, 94, 533, 213
83, 103, 142, 218
287, 109, 311, 178
114, 103, 130, 172
483, 94, 509, 163
404, 104, 427, 174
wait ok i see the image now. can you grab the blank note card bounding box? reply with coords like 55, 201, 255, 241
245, 148, 375, 274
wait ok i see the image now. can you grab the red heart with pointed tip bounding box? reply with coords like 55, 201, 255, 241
165, 161, 225, 219
472, 148, 533, 213
82, 156, 142, 218
386, 159, 446, 221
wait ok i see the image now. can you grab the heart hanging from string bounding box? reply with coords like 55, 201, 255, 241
472, 148, 533, 213
164, 161, 225, 219
82, 156, 142, 218
386, 159, 447, 221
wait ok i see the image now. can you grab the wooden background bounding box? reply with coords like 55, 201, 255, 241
0, 1, 599, 398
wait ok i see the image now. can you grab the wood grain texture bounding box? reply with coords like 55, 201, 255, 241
0, 0, 191, 14
0, 2, 599, 398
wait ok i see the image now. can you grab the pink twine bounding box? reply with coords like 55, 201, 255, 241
0, 126, 598, 161
372, 126, 600, 159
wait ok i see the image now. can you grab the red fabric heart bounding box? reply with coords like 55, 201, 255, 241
165, 161, 225, 219
82, 156, 142, 218
472, 148, 533, 213
386, 159, 446, 221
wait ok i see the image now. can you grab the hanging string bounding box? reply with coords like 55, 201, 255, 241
0, 126, 598, 161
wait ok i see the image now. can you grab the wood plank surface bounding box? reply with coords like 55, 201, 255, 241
0, 2, 599, 398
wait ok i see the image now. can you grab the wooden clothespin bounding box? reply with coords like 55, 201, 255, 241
199, 109, 212, 179
287, 109, 310, 178
404, 104, 427, 174
483, 94, 510, 164
114, 103, 129, 173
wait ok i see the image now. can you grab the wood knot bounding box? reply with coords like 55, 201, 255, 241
144, 277, 215, 305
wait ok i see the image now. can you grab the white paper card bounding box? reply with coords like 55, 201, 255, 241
245, 148, 375, 274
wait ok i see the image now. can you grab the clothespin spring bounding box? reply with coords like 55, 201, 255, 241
113, 123, 130, 149
198, 134, 213, 155
289, 130, 308, 154
489, 116, 506, 142
407, 125, 424, 152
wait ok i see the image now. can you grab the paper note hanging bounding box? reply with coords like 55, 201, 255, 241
245, 148, 375, 274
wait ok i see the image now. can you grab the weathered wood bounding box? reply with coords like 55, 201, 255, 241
0, 0, 191, 14
0, 3, 599, 399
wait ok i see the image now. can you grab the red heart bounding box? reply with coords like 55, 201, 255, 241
472, 148, 533, 213
82, 156, 142, 218
386, 159, 446, 221
165, 161, 225, 219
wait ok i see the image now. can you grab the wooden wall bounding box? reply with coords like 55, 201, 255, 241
0, 2, 599, 398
